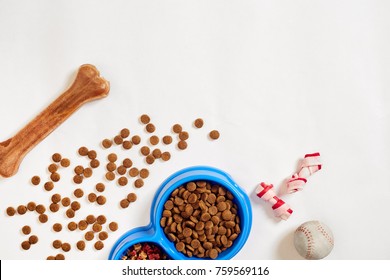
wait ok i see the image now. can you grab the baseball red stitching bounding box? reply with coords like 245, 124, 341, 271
317, 224, 334, 246
296, 226, 314, 259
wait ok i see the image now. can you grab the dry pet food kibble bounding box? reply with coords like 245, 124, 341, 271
31, 176, 41, 186
160, 181, 240, 259
162, 135, 172, 145
209, 130, 220, 140
22, 225, 31, 235
140, 114, 151, 124
102, 139, 113, 149
6, 207, 16, 216
194, 118, 204, 128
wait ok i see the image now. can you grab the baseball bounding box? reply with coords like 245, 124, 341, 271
294, 220, 334, 260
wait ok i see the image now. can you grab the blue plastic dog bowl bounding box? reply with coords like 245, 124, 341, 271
109, 166, 252, 260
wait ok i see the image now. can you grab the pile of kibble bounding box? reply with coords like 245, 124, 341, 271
5, 115, 220, 260
161, 181, 240, 259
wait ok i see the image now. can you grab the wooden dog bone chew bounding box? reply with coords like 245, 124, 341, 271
256, 182, 293, 220
0, 64, 110, 178
286, 152, 322, 193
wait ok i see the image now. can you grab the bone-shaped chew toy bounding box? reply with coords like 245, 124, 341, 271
0, 64, 110, 178
256, 182, 293, 220
286, 152, 322, 193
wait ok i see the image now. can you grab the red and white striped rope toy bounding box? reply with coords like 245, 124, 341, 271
256, 152, 322, 220
256, 182, 293, 221
286, 152, 322, 194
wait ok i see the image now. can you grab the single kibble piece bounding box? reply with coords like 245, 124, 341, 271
77, 240, 86, 251
90, 159, 100, 168
83, 167, 93, 178
92, 223, 102, 232
161, 152, 171, 161
51, 194, 61, 204
35, 204, 46, 214
122, 140, 132, 150
120, 128, 130, 138
49, 203, 60, 213
102, 139, 113, 149
85, 231, 94, 241
27, 202, 36, 211
68, 222, 78, 231
74, 188, 84, 198
87, 150, 97, 160
146, 155, 155, 165
96, 215, 107, 225
105, 172, 115, 181
47, 256, 55, 260
140, 114, 151, 124
78, 147, 89, 156
109, 222, 118, 232
88, 193, 97, 203
209, 130, 220, 140
44, 181, 54, 191
95, 183, 105, 193
114, 135, 123, 145
61, 197, 71, 207
50, 172, 61, 182
71, 201, 81, 211
66, 209, 75, 218
118, 177, 128, 186
134, 178, 144, 188
61, 243, 71, 252
53, 223, 62, 232
139, 168, 149, 179
94, 241, 104, 250
96, 196, 106, 205
106, 162, 116, 172
52, 153, 62, 163
21, 241, 31, 250
60, 158, 70, 168
129, 167, 139, 177
48, 163, 58, 173
177, 140, 187, 150
127, 193, 137, 203
52, 240, 62, 249
74, 165, 84, 175
107, 153, 118, 162
78, 220, 88, 230
131, 135, 141, 145
55, 254, 65, 260
194, 118, 204, 128
162, 135, 173, 145
99, 231, 108, 241
73, 175, 83, 184
31, 176, 41, 186
22, 225, 31, 235
7, 206, 17, 216
209, 248, 219, 259
29, 235, 38, 245
179, 131, 189, 141
16, 205, 27, 215
120, 199, 130, 209
145, 123, 156, 133
172, 124, 182, 133
123, 158, 133, 168
140, 146, 150, 156
117, 165, 127, 175
38, 214, 48, 223
149, 135, 159, 145
152, 149, 162, 159
86, 215, 96, 224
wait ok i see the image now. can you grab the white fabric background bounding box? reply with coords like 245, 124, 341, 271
0, 0, 389, 260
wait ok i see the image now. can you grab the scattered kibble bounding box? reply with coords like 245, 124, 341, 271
131, 135, 141, 145
172, 124, 182, 133
109, 222, 118, 232
149, 135, 159, 145
52, 153, 62, 163
60, 158, 70, 168
145, 123, 156, 133
95, 183, 105, 193
120, 128, 130, 138
6, 207, 16, 216
44, 181, 54, 191
77, 240, 86, 251
162, 135, 173, 145
134, 178, 144, 188
53, 223, 62, 232
177, 140, 188, 150
102, 139, 113, 149
78, 147, 89, 156
140, 114, 151, 124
